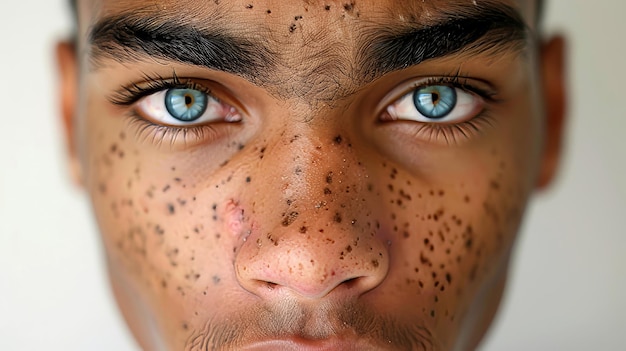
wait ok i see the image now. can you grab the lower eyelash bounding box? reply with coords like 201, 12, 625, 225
125, 112, 220, 148
405, 112, 495, 146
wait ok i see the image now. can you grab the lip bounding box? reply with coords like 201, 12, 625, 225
240, 337, 382, 351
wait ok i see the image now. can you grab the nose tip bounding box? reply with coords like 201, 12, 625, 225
235, 230, 389, 299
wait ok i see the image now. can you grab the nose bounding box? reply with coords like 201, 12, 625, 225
234, 133, 389, 300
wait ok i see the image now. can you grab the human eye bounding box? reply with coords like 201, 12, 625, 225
110, 74, 242, 146
382, 77, 488, 125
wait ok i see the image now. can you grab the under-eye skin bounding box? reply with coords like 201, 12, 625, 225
109, 75, 243, 145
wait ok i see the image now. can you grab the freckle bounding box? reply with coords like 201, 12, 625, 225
289, 23, 297, 32
245, 4, 253, 9
371, 259, 379, 268
163, 185, 171, 192
324, 4, 331, 10
282, 212, 299, 227
326, 172, 333, 184
324, 187, 332, 195
403, 231, 410, 238
246, 176, 251, 183
464, 195, 471, 203
333, 212, 342, 223
299, 226, 308, 234
446, 273, 452, 284
333, 135, 343, 144
98, 183, 107, 194
438, 190, 445, 196
167, 203, 175, 214
212, 276, 221, 285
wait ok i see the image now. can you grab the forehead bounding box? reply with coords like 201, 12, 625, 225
78, 0, 536, 104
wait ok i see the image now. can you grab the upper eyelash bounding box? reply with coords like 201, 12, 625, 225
411, 75, 498, 102
109, 72, 213, 106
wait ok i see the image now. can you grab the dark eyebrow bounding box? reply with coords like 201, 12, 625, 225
358, 4, 530, 81
88, 14, 274, 82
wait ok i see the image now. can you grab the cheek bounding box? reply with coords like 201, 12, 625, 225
366, 140, 529, 326
81, 105, 255, 331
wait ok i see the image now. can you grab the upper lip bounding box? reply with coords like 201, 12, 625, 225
239, 336, 386, 351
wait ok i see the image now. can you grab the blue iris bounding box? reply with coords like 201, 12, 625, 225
165, 89, 208, 121
413, 85, 457, 119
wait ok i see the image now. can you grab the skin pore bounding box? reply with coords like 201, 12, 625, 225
57, 0, 565, 350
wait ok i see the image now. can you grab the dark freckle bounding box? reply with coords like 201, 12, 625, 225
324, 4, 331, 10
343, 2, 354, 11
446, 273, 452, 284
371, 259, 379, 268
324, 187, 332, 195
430, 310, 435, 318
167, 203, 175, 214
333, 212, 343, 223
490, 180, 501, 190
403, 231, 410, 238
246, 176, 252, 183
289, 23, 297, 33
333, 135, 343, 144
346, 245, 352, 253
163, 185, 170, 192
212, 276, 221, 285
294, 15, 303, 20
464, 195, 471, 203
438, 190, 445, 196
282, 212, 299, 227
245, 4, 253, 9
299, 226, 308, 234
326, 172, 333, 184
266, 9, 271, 14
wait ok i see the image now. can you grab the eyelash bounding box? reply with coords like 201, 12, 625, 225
384, 74, 499, 145
111, 73, 227, 146
111, 73, 498, 147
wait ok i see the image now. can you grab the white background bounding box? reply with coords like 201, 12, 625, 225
1, 1, 625, 350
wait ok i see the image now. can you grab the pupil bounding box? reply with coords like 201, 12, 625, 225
431, 92, 440, 105
184, 94, 193, 106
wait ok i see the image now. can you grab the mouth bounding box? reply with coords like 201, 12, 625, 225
240, 336, 389, 351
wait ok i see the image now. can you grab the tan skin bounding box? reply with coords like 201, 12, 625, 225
57, 0, 566, 350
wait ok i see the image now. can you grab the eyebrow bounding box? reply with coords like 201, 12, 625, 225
88, 15, 275, 83
87, 4, 528, 87
357, 4, 529, 80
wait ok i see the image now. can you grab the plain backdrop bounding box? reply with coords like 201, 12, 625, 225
1, 1, 625, 350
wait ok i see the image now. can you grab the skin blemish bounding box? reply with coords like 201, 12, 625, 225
167, 203, 175, 214
326, 172, 333, 184
245, 176, 252, 183
333, 135, 343, 144
324, 4, 331, 10
333, 212, 342, 223
289, 23, 297, 33
281, 211, 299, 227
245, 4, 253, 9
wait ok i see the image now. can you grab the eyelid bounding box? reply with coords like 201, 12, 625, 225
375, 75, 498, 120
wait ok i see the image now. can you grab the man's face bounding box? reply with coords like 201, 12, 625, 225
58, 0, 564, 349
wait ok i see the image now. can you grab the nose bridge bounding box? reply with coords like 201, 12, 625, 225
234, 128, 389, 299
